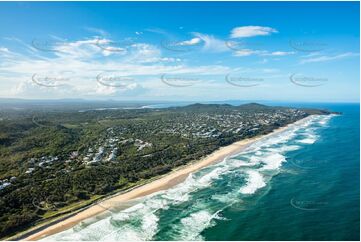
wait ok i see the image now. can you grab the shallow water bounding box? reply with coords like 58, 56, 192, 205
46, 104, 360, 241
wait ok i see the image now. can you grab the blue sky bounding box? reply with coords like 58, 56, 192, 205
0, 1, 359, 102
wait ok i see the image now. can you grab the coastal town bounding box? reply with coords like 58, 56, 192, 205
0, 1, 357, 241
0, 102, 331, 239
2, 104, 309, 180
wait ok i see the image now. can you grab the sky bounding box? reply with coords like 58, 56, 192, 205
0, 1, 359, 103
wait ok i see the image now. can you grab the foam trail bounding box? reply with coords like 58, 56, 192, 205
239, 170, 266, 194
260, 153, 286, 170
177, 210, 219, 240
44, 114, 333, 241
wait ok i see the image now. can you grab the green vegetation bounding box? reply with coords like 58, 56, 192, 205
0, 102, 332, 238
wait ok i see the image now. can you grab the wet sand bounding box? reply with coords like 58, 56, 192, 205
22, 120, 302, 241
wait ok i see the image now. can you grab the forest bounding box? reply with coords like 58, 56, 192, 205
0, 102, 333, 239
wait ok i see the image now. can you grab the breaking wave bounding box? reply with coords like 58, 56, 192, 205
45, 114, 333, 241
239, 170, 266, 194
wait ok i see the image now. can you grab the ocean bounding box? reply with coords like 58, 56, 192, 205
45, 103, 360, 241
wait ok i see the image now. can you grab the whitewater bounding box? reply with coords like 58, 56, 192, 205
45, 114, 334, 241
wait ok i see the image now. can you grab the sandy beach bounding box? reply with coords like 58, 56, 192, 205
22, 119, 303, 241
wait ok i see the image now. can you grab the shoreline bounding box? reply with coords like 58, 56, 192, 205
21, 117, 309, 241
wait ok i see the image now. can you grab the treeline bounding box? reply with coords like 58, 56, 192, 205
0, 103, 316, 238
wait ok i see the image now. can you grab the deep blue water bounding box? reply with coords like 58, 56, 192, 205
203, 103, 360, 240
47, 103, 359, 241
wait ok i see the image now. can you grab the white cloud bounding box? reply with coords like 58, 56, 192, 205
193, 32, 229, 52
300, 52, 359, 64
0, 47, 10, 53
265, 51, 295, 56
0, 36, 233, 99
230, 26, 278, 38
176, 37, 202, 46
234, 49, 294, 57
93, 82, 147, 97
262, 68, 279, 73
53, 38, 107, 59
234, 49, 262, 56
12, 80, 79, 99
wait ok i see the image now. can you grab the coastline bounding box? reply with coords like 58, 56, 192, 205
21, 117, 309, 241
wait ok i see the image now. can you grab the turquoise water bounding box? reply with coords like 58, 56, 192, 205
46, 103, 359, 241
